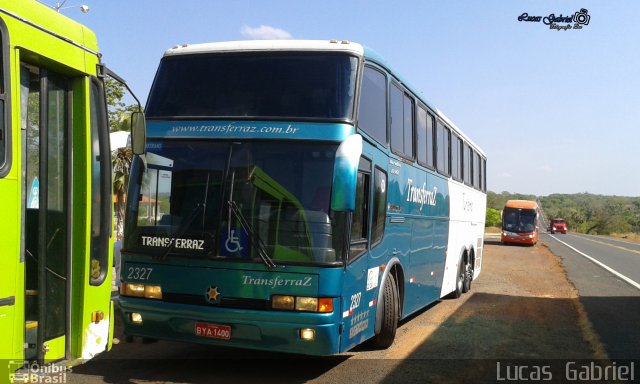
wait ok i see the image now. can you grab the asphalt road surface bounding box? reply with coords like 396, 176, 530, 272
541, 232, 640, 359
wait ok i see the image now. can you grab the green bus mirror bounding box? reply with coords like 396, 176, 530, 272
330, 134, 362, 212
131, 111, 146, 155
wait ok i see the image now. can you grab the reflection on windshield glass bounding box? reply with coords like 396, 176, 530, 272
502, 208, 537, 233
146, 53, 358, 120
125, 140, 344, 264
137, 152, 174, 226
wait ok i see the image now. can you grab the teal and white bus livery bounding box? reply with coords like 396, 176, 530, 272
119, 40, 487, 355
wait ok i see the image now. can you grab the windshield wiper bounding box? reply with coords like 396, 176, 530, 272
157, 202, 205, 260
227, 200, 277, 269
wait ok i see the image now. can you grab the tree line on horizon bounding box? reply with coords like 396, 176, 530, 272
485, 191, 640, 235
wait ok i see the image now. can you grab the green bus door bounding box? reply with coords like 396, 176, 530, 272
21, 64, 70, 363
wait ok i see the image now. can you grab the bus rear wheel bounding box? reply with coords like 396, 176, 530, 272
373, 273, 399, 349
462, 258, 473, 293
449, 258, 465, 299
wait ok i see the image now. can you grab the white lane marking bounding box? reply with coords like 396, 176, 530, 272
548, 235, 640, 291
571, 233, 640, 250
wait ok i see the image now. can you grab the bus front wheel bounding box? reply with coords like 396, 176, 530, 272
373, 273, 399, 349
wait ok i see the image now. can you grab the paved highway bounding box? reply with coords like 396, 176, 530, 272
541, 231, 640, 359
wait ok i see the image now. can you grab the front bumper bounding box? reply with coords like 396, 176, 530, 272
501, 232, 536, 245
119, 296, 341, 356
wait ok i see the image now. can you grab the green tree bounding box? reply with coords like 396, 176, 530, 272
486, 208, 501, 227
105, 78, 140, 238
112, 147, 132, 239
105, 78, 126, 132
539, 193, 640, 235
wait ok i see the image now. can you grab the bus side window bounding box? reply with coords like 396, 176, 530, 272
349, 158, 371, 262
0, 25, 7, 177
89, 78, 111, 285
416, 106, 427, 167
451, 134, 462, 181
436, 121, 450, 176
473, 151, 481, 190
358, 66, 387, 146
389, 83, 403, 157
389, 82, 414, 160
371, 167, 387, 246
463, 143, 471, 185
426, 112, 435, 169
482, 158, 487, 192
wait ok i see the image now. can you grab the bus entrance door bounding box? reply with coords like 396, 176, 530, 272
340, 253, 372, 352
21, 66, 70, 363
340, 158, 378, 352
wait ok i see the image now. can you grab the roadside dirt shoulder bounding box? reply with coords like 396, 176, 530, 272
315, 241, 606, 383
365, 241, 603, 360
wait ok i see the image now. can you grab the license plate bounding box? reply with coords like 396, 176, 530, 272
194, 322, 231, 340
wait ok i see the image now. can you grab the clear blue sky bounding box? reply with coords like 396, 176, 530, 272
60, 0, 639, 197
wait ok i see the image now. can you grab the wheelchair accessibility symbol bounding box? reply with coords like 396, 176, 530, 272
221, 227, 248, 257
225, 229, 243, 253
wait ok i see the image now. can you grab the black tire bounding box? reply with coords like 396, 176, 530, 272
462, 257, 472, 293
373, 273, 399, 349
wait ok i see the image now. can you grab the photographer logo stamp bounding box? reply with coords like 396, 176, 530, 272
518, 8, 591, 31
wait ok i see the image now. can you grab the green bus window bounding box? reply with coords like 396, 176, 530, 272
89, 78, 111, 285
371, 167, 387, 245
0, 28, 6, 174
44, 71, 70, 340
21, 66, 39, 202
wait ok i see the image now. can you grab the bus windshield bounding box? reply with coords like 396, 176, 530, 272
502, 207, 537, 233
124, 140, 346, 264
145, 52, 358, 120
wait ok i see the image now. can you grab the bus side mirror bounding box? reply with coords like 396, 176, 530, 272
131, 111, 146, 155
330, 134, 362, 212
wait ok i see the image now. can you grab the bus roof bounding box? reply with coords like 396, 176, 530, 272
162, 39, 485, 158
504, 200, 538, 210
0, 0, 99, 55
164, 39, 365, 57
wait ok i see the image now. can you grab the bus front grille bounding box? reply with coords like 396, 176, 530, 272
162, 293, 271, 310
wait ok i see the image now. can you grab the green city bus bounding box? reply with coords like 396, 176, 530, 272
0, 0, 135, 380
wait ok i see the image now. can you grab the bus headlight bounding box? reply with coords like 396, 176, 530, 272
271, 295, 295, 310
295, 297, 318, 312
145, 285, 163, 299
271, 295, 333, 313
121, 283, 163, 300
